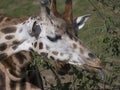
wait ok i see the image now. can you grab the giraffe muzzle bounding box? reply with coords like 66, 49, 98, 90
82, 58, 106, 80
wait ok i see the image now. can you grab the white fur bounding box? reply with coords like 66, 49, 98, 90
76, 14, 91, 30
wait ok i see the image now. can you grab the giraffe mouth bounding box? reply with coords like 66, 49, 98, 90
56, 61, 105, 80
82, 64, 105, 80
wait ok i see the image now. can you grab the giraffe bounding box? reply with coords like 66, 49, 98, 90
31, 0, 105, 75
0, 14, 45, 90
0, 1, 91, 90
0, 0, 105, 90
0, 12, 90, 90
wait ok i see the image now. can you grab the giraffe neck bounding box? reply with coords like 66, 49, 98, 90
1, 51, 32, 81
0, 51, 43, 90
0, 14, 44, 90
0, 14, 39, 61
0, 14, 28, 26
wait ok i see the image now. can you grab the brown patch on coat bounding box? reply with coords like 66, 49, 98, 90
52, 51, 58, 55
1, 27, 16, 34
0, 69, 5, 90
10, 80, 16, 90
0, 14, 5, 22
12, 45, 18, 50
34, 42, 37, 48
46, 45, 50, 50
0, 43, 7, 51
19, 29, 23, 33
12, 40, 20, 45
60, 53, 64, 56
40, 52, 48, 57
80, 48, 84, 54
39, 42, 43, 49
50, 56, 55, 60
5, 35, 15, 40
15, 52, 27, 64
0, 53, 8, 61
9, 69, 21, 78
72, 43, 77, 49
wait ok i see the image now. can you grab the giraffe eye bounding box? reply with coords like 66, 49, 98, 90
47, 35, 61, 42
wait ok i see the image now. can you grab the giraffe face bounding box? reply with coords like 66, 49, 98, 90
0, 0, 105, 82
32, 5, 103, 71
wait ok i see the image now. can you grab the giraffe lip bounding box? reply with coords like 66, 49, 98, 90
82, 64, 105, 80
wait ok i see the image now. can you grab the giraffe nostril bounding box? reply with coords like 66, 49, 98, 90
88, 53, 96, 59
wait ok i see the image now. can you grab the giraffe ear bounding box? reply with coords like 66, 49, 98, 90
73, 14, 91, 30
30, 21, 41, 39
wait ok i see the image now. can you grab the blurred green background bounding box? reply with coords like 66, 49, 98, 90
0, 0, 119, 89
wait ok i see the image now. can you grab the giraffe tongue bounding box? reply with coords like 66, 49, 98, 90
96, 69, 105, 80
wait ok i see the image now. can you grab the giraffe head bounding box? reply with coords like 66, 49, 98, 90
32, 0, 105, 79
0, 0, 105, 79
